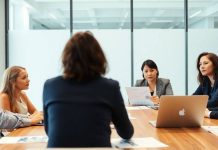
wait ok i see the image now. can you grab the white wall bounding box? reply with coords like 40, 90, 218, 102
0, 0, 5, 77
9, 30, 70, 110
89, 30, 131, 102
9, 30, 131, 110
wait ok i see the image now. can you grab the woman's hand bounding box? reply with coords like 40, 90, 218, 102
29, 111, 44, 125
204, 109, 211, 118
151, 96, 160, 105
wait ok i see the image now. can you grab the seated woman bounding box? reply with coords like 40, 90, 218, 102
135, 59, 173, 104
43, 31, 134, 147
193, 52, 218, 119
0, 66, 38, 115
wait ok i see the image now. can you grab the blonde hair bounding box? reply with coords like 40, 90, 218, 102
0, 66, 25, 113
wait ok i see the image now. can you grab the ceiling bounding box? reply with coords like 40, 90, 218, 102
9, 0, 218, 29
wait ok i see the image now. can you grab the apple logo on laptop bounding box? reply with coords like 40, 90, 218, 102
179, 108, 185, 117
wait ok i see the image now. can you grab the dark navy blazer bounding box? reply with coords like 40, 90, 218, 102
193, 78, 218, 108
43, 76, 134, 148
210, 111, 218, 119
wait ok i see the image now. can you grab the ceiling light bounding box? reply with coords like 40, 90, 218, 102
49, 13, 57, 20
150, 20, 173, 23
189, 10, 202, 18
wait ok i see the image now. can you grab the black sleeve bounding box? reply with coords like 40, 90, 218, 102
111, 81, 134, 139
210, 111, 218, 119
193, 85, 203, 95
207, 88, 218, 108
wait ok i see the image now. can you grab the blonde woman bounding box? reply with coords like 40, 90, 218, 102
0, 66, 37, 115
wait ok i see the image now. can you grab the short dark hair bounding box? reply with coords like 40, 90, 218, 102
62, 31, 108, 81
197, 52, 218, 85
141, 59, 159, 77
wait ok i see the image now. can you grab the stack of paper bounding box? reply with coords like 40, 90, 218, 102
111, 137, 168, 148
202, 126, 218, 136
126, 106, 150, 110
0, 136, 48, 144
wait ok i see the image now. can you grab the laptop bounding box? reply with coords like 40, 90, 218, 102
149, 95, 208, 128
125, 87, 154, 106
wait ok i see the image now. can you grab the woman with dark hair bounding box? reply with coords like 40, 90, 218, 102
43, 31, 134, 147
193, 52, 218, 119
135, 59, 173, 104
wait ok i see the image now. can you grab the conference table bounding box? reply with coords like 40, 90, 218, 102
1, 107, 218, 150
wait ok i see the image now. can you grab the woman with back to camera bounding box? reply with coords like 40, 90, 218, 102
43, 31, 134, 147
135, 59, 173, 104
193, 52, 218, 119
0, 66, 41, 116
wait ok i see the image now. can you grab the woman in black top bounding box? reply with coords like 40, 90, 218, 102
43, 31, 134, 147
193, 52, 218, 119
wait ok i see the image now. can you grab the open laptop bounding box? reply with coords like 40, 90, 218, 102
149, 95, 208, 128
125, 87, 154, 106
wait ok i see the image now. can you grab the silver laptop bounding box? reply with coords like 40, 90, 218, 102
125, 87, 154, 106
149, 95, 208, 128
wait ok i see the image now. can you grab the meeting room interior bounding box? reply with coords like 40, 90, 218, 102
1, 0, 218, 149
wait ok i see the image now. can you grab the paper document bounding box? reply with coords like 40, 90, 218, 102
202, 126, 218, 136
111, 137, 168, 148
128, 113, 136, 120
126, 106, 150, 110
0, 136, 48, 144
126, 87, 154, 106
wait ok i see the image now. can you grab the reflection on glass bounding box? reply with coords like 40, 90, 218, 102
134, 0, 184, 29
188, 0, 218, 94
133, 0, 185, 95
73, 0, 130, 29
72, 0, 131, 101
189, 0, 218, 29
9, 0, 195, 30
9, 0, 70, 30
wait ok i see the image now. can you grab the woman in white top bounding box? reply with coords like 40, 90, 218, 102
0, 66, 37, 115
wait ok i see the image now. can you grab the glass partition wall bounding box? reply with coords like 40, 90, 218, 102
72, 0, 131, 101
133, 0, 185, 95
8, 0, 70, 109
7, 0, 218, 110
188, 0, 218, 94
